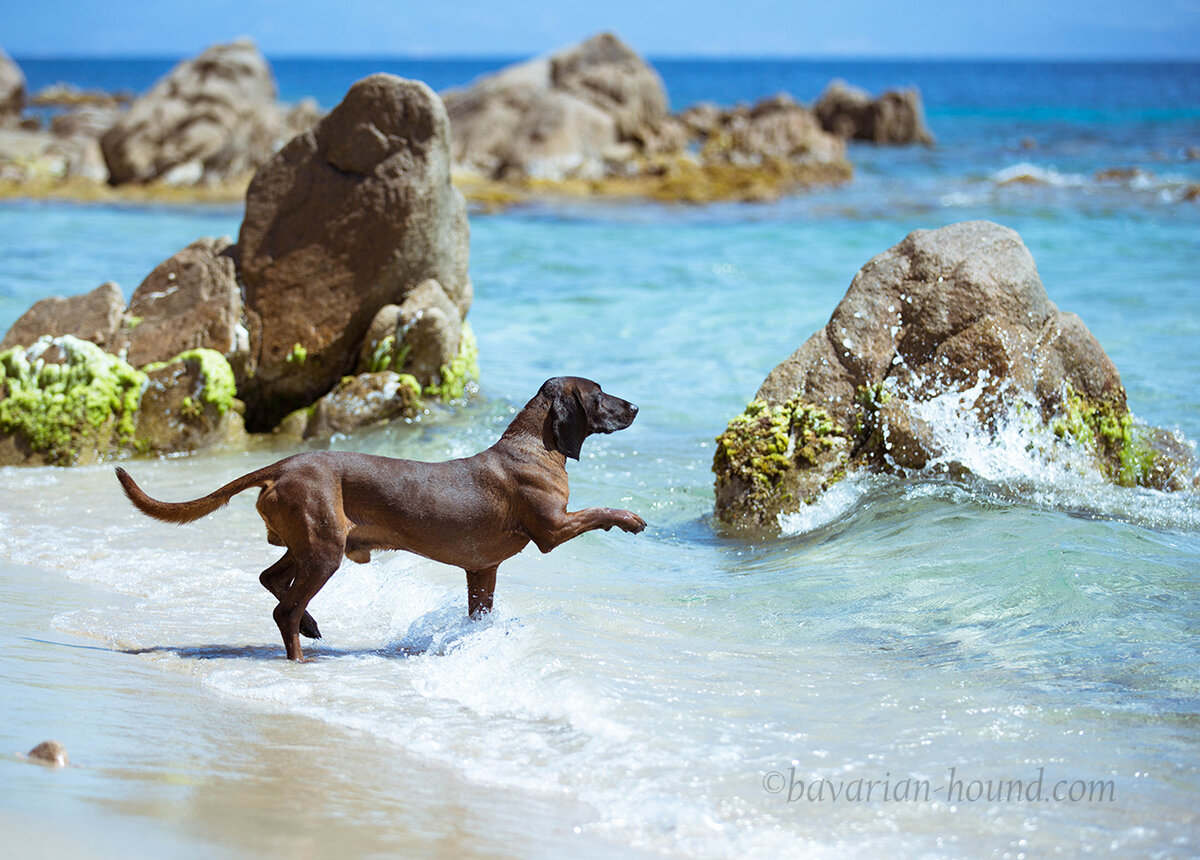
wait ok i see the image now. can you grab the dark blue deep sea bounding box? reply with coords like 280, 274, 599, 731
1, 57, 1199, 858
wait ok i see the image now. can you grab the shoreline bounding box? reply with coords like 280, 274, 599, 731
0, 550, 623, 860
0, 159, 854, 211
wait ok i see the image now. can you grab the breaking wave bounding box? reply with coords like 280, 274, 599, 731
781, 375, 1199, 536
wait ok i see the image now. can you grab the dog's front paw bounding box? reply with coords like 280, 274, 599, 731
617, 510, 646, 534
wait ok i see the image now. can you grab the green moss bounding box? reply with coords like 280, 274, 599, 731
286, 343, 308, 366
0, 336, 146, 465
713, 396, 844, 519
424, 322, 480, 402
365, 334, 412, 374
1051, 385, 1161, 487
179, 396, 202, 419
184, 349, 236, 415
142, 348, 236, 416
853, 381, 891, 459
396, 373, 423, 401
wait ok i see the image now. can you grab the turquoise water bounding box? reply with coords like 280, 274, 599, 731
2, 59, 1200, 857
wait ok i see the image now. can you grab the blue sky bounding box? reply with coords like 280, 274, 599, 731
4, 0, 1198, 58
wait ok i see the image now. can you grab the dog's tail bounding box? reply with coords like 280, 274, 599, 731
115, 464, 279, 525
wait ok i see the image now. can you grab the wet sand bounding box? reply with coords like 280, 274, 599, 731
0, 557, 646, 859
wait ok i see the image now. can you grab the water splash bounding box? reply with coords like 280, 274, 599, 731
781, 374, 1199, 536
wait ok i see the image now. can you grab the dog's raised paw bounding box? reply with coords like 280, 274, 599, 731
300, 612, 322, 640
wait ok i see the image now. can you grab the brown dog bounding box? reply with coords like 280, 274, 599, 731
116, 377, 646, 660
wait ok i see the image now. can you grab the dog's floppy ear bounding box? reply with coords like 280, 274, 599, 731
551, 386, 587, 460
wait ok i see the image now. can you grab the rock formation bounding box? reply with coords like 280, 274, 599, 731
100, 39, 282, 185
238, 73, 472, 429
444, 33, 852, 202
713, 220, 1195, 528
0, 335, 242, 466
119, 237, 252, 382
444, 31, 669, 180
814, 80, 934, 146
1, 281, 125, 351
0, 47, 24, 127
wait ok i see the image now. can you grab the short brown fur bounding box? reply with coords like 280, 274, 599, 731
117, 377, 646, 660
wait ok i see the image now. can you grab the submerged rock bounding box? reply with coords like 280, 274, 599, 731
100, 39, 281, 185
0, 335, 244, 466
283, 371, 422, 440
238, 73, 473, 430
713, 220, 1196, 528
814, 80, 934, 146
136, 349, 245, 454
26, 740, 68, 767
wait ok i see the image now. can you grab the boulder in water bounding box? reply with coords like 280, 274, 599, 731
713, 220, 1195, 528
100, 39, 282, 185
814, 80, 934, 146
237, 73, 472, 430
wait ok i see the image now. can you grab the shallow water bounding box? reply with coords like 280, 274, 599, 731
3, 58, 1200, 857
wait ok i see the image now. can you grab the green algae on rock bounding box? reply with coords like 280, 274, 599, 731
423, 322, 479, 401
1050, 384, 1193, 491
713, 221, 1198, 529
0, 336, 145, 466
713, 397, 849, 528
141, 348, 236, 416
136, 349, 244, 455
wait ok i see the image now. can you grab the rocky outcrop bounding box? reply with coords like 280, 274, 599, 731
135, 349, 244, 454
100, 40, 281, 185
238, 73, 472, 430
444, 32, 669, 180
713, 220, 1195, 528
119, 237, 252, 382
1, 281, 125, 351
444, 33, 852, 202
0, 336, 144, 466
1, 72, 477, 460
0, 335, 243, 466
687, 94, 848, 169
814, 80, 934, 146
0, 47, 24, 126
278, 371, 423, 441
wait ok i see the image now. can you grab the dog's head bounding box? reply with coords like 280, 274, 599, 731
540, 376, 638, 460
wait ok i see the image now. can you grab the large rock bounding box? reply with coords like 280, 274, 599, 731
0, 336, 145, 466
0, 334, 244, 466
444, 32, 669, 180
1, 281, 125, 351
280, 371, 422, 441
814, 80, 934, 146
713, 221, 1195, 528
356, 279, 462, 382
701, 94, 847, 167
0, 47, 24, 126
119, 237, 252, 383
238, 73, 472, 430
136, 349, 245, 454
100, 40, 281, 184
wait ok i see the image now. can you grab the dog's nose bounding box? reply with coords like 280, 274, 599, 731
629, 403, 639, 416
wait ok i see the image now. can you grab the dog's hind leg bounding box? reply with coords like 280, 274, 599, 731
258, 551, 321, 640
272, 535, 345, 661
